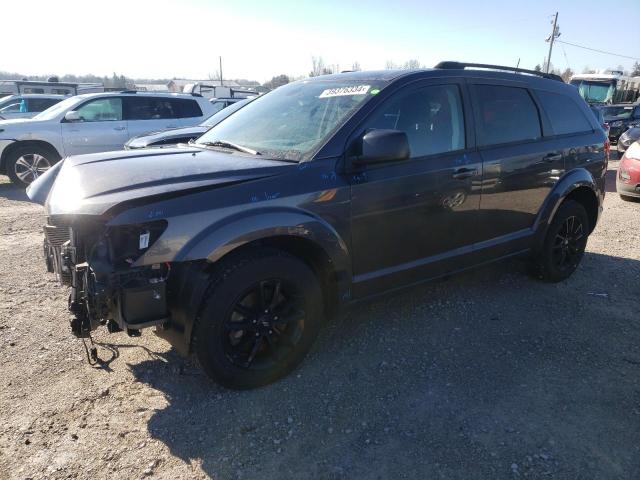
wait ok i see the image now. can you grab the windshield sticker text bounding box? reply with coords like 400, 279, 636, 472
319, 85, 370, 98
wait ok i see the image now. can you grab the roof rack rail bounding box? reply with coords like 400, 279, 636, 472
434, 61, 564, 82
119, 89, 138, 94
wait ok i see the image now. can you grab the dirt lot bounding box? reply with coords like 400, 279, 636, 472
0, 159, 638, 480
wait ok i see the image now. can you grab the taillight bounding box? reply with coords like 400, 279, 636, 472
604, 139, 610, 161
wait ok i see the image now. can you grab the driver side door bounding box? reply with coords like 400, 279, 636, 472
349, 80, 482, 298
61, 97, 129, 156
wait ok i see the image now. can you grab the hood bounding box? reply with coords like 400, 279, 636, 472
28, 146, 292, 216
0, 118, 41, 128
126, 126, 208, 149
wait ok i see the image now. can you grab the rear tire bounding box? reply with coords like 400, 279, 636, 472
6, 144, 60, 187
530, 200, 589, 283
193, 248, 323, 389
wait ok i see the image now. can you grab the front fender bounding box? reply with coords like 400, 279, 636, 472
532, 167, 601, 250
176, 206, 351, 282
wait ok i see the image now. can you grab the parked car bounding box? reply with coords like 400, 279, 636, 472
590, 105, 611, 159
0, 94, 66, 120
125, 98, 252, 149
209, 97, 253, 115
601, 103, 640, 143
617, 125, 640, 153
27, 62, 606, 389
616, 140, 640, 200
0, 92, 216, 186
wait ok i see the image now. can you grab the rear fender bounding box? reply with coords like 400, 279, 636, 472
532, 167, 601, 252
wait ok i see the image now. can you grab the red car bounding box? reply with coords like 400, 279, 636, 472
617, 141, 640, 200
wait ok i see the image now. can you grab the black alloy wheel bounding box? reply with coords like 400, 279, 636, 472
194, 248, 323, 389
223, 279, 306, 370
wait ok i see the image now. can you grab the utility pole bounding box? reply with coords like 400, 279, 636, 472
219, 56, 223, 86
545, 12, 560, 73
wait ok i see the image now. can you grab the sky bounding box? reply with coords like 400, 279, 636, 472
2, 0, 639, 83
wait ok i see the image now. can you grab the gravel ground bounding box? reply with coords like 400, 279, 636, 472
0, 159, 638, 480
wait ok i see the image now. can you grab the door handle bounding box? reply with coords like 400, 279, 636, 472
542, 153, 562, 162
452, 167, 478, 179
113, 126, 126, 131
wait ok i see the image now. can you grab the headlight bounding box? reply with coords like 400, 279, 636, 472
107, 220, 167, 267
619, 168, 631, 181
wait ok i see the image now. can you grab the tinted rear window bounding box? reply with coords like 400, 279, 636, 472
28, 98, 61, 112
537, 91, 592, 135
126, 97, 179, 120
474, 85, 541, 146
174, 99, 203, 118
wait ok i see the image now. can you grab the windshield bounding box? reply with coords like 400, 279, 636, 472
570, 79, 615, 103
196, 80, 385, 161
0, 96, 18, 109
33, 96, 80, 120
602, 106, 632, 120
201, 98, 251, 127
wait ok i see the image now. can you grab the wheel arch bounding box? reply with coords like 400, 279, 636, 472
0, 139, 62, 172
533, 168, 602, 252
159, 210, 352, 355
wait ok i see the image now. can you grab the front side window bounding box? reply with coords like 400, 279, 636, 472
360, 84, 465, 158
475, 85, 541, 146
197, 80, 386, 161
75, 98, 123, 122
537, 91, 592, 135
126, 97, 178, 120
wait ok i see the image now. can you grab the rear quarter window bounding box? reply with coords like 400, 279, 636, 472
537, 90, 593, 135
474, 85, 541, 146
174, 99, 203, 118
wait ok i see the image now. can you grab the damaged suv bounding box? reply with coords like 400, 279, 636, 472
28, 63, 607, 389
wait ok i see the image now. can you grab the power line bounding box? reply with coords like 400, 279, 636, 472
556, 40, 640, 61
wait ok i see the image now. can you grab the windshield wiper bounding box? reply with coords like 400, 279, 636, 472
198, 140, 261, 155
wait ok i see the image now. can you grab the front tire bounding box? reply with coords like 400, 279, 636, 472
530, 200, 589, 282
6, 145, 60, 187
193, 248, 323, 389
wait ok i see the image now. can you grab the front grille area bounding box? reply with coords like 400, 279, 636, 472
44, 224, 71, 247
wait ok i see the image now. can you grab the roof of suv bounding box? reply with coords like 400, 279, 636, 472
309, 62, 566, 89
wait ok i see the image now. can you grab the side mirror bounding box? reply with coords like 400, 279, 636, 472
353, 129, 410, 165
64, 111, 81, 122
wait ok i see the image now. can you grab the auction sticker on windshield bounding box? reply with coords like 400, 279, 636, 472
319, 85, 370, 98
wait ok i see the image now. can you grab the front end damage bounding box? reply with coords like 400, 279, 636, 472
44, 217, 171, 337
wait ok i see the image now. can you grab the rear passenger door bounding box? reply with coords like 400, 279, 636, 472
469, 81, 564, 251
124, 96, 182, 139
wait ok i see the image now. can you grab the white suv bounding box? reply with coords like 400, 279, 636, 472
0, 94, 66, 120
0, 92, 216, 186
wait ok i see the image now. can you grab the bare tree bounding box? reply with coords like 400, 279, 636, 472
351, 61, 361, 71
263, 74, 290, 90
385, 60, 397, 70
582, 66, 596, 74
310, 56, 326, 77
632, 61, 640, 76
560, 67, 574, 82
402, 59, 421, 70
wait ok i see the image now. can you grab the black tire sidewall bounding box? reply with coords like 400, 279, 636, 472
538, 200, 589, 282
7, 145, 60, 187
194, 250, 323, 389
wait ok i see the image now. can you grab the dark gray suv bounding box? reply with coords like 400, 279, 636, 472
28, 62, 607, 389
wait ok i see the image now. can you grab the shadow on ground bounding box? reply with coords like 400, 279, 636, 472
0, 181, 29, 202
128, 253, 640, 480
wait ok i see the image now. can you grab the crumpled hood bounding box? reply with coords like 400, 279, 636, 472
30, 146, 292, 216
